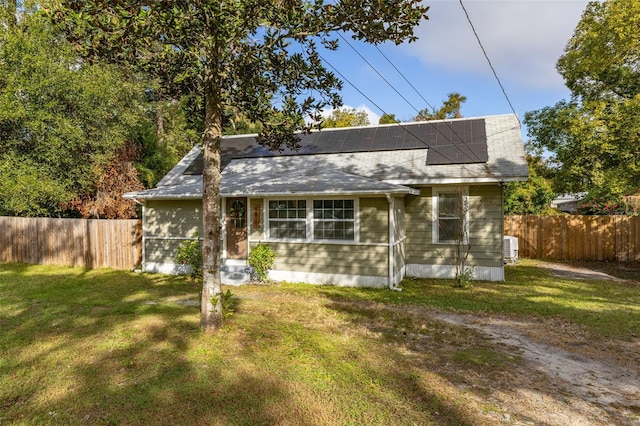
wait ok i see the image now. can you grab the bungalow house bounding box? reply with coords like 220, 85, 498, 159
124, 114, 528, 288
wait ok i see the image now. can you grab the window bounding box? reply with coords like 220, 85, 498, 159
268, 200, 307, 239
433, 189, 467, 243
266, 198, 357, 242
313, 199, 355, 241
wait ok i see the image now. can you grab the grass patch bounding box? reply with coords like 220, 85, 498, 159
315, 259, 640, 340
0, 260, 637, 424
451, 348, 516, 368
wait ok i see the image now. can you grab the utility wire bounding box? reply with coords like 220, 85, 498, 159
337, 32, 423, 116
373, 44, 436, 114
458, 0, 520, 125
329, 37, 484, 163
317, 51, 487, 166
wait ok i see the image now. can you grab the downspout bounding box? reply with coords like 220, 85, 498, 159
386, 194, 402, 291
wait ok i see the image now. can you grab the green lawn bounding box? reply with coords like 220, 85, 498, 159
0, 260, 638, 425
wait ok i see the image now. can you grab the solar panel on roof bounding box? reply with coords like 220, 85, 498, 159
183, 118, 488, 176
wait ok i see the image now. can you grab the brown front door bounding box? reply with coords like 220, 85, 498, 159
226, 197, 248, 259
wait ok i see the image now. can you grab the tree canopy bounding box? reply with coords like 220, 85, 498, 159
378, 113, 400, 124
525, 0, 639, 209
0, 7, 146, 217
415, 92, 466, 121
504, 145, 555, 215
48, 0, 429, 331
323, 107, 370, 128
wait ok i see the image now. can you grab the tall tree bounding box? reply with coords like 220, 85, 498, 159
0, 6, 146, 217
525, 0, 640, 202
323, 107, 370, 128
415, 92, 466, 121
48, 1, 429, 331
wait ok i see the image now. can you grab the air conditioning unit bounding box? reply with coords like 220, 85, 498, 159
503, 236, 519, 264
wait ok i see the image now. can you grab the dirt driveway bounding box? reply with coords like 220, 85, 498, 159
434, 262, 640, 425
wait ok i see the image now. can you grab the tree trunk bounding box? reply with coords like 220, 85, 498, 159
156, 103, 165, 147
200, 78, 224, 332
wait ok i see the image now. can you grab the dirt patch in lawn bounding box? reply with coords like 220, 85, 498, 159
433, 312, 640, 425
426, 261, 640, 425
535, 260, 640, 282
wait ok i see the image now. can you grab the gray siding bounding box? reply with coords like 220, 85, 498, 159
405, 185, 503, 268
146, 239, 186, 264
360, 197, 388, 244
145, 200, 202, 238
252, 241, 388, 277
144, 200, 202, 264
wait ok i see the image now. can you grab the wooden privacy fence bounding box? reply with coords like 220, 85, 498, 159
504, 215, 640, 262
0, 216, 142, 270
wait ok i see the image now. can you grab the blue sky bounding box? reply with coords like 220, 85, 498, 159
319, 0, 591, 140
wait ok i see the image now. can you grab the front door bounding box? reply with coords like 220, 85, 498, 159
226, 197, 248, 259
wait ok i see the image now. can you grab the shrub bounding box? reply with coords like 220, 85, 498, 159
577, 194, 639, 216
248, 242, 276, 282
175, 234, 202, 278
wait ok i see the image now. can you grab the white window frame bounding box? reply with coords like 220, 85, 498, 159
312, 198, 358, 242
432, 187, 469, 244
265, 197, 359, 243
266, 199, 308, 241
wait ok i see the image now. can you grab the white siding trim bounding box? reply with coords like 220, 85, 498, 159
144, 261, 193, 275
141, 205, 147, 272
248, 239, 387, 247
405, 264, 504, 281
268, 269, 387, 288
386, 194, 395, 289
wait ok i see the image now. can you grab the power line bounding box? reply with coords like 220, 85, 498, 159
458, 0, 520, 125
336, 32, 423, 116
373, 44, 436, 114
324, 36, 485, 163
317, 51, 488, 167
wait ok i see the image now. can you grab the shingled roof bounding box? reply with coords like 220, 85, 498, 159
124, 114, 528, 200
183, 117, 487, 174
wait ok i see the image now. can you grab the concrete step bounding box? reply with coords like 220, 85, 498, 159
221, 263, 252, 286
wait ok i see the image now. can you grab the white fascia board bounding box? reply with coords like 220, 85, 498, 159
123, 194, 202, 201
384, 176, 527, 185
221, 189, 416, 198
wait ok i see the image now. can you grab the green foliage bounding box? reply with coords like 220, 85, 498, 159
134, 99, 199, 188
577, 194, 639, 216
222, 107, 263, 136
378, 113, 400, 124
525, 0, 640, 210
323, 107, 370, 128
48, 0, 428, 150
504, 176, 555, 215
0, 10, 147, 216
504, 150, 555, 215
248, 243, 277, 282
454, 266, 475, 289
415, 93, 467, 121
175, 236, 203, 279
557, 0, 640, 102
211, 289, 235, 319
